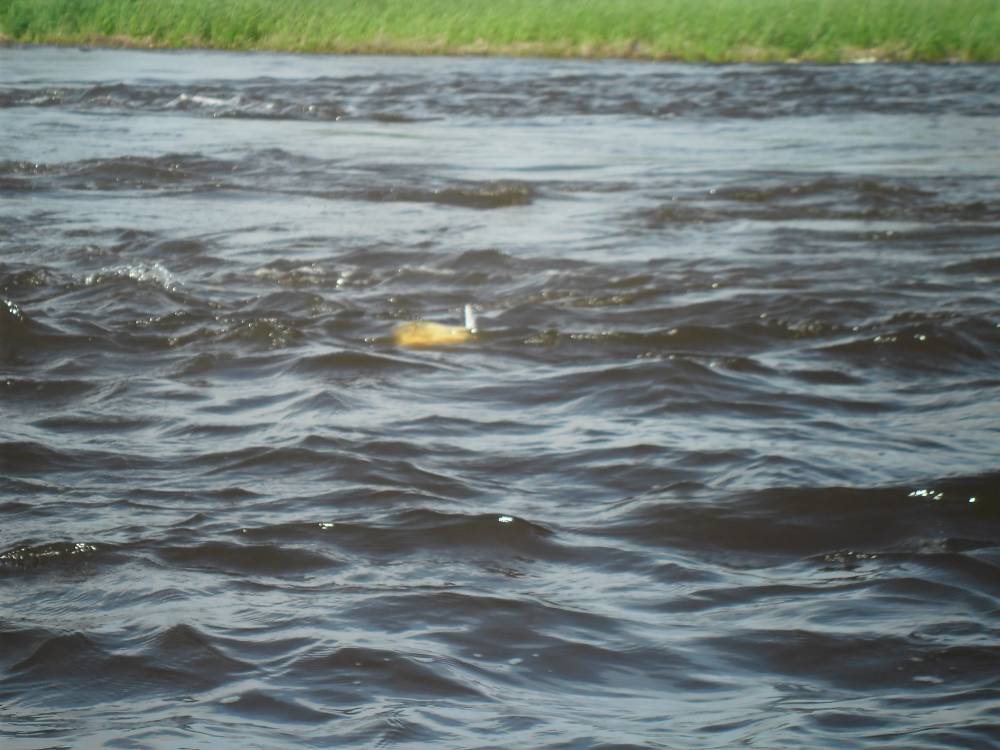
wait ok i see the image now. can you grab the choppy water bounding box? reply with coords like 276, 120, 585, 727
2, 46, 999, 749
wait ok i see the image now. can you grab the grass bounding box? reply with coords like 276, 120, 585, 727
1, 0, 998, 62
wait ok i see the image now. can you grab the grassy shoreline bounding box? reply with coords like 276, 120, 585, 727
2, 0, 999, 63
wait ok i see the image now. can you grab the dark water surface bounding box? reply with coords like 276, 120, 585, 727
2, 47, 999, 749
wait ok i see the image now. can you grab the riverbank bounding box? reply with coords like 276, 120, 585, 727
2, 0, 998, 62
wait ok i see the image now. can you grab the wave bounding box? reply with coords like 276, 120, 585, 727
355, 181, 534, 209
3, 64, 999, 120
0, 541, 106, 573
0, 625, 252, 706
0, 154, 238, 192
600, 471, 1000, 562
156, 541, 342, 576
0, 152, 537, 210
239, 510, 555, 559
645, 174, 1000, 226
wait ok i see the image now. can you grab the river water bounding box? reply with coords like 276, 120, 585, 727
1, 46, 999, 749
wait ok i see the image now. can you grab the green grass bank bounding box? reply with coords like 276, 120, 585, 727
2, 0, 999, 62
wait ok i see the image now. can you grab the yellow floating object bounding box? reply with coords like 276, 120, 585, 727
393, 321, 473, 348
393, 304, 478, 348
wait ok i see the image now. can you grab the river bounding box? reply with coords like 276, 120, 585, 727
1, 46, 999, 749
